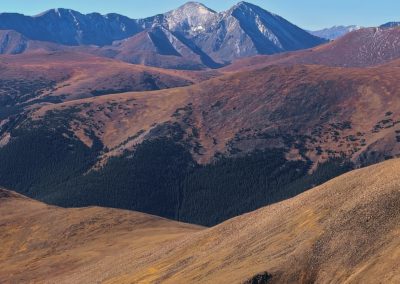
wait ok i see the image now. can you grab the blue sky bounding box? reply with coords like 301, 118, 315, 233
1, 1, 399, 30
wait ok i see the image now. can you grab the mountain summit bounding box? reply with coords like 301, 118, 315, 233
164, 2, 216, 33
172, 1, 216, 15
127, 1, 326, 67
224, 1, 323, 54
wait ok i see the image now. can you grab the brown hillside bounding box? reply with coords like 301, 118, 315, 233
30, 62, 400, 166
1, 159, 399, 283
0, 187, 201, 283
0, 51, 209, 103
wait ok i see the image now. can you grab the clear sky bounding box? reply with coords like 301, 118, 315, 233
1, 1, 399, 30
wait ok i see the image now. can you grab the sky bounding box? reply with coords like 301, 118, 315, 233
1, 0, 399, 30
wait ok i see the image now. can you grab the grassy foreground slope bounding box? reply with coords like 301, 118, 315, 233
0, 188, 201, 283
1, 158, 400, 283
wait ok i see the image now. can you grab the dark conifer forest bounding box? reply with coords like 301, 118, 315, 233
0, 126, 352, 226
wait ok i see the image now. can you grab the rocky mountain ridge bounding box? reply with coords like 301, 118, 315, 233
0, 2, 326, 68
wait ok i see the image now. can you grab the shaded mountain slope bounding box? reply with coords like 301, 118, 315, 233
95, 28, 211, 70
0, 30, 29, 54
1, 158, 399, 283
0, 29, 77, 54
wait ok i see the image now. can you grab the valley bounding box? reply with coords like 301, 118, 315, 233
0, 2, 399, 282
1, 55, 399, 225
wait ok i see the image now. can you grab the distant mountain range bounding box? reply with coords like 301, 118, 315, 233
310, 21, 400, 40
0, 1, 326, 69
0, 2, 399, 69
309, 25, 363, 40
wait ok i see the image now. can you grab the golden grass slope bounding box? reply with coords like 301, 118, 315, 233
1, 159, 399, 283
0, 188, 202, 283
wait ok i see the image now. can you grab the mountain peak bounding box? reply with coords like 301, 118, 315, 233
176, 2, 215, 13
228, 1, 276, 18
165, 1, 216, 33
